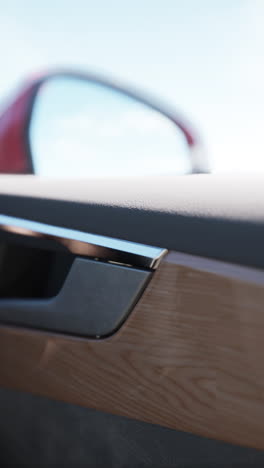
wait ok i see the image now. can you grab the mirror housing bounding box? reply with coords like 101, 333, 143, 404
0, 69, 209, 175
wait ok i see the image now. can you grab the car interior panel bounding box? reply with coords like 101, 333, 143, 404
0, 63, 263, 467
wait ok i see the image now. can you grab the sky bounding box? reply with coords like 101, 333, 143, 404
0, 0, 264, 174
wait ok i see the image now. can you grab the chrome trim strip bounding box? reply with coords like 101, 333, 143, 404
0, 214, 167, 269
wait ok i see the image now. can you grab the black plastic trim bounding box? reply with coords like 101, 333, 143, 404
0, 257, 151, 338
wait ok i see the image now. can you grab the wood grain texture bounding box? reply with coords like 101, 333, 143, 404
0, 252, 264, 449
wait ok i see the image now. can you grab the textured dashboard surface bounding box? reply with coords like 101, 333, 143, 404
0, 174, 263, 268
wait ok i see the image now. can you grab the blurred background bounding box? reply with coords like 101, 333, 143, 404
1, 0, 263, 173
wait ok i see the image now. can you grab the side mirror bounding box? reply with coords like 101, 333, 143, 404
0, 70, 209, 176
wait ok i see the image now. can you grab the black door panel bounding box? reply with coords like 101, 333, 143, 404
0, 174, 263, 268
1, 388, 264, 468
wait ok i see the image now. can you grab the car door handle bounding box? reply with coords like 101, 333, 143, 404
0, 215, 167, 338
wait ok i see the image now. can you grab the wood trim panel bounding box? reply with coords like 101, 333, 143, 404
0, 252, 264, 449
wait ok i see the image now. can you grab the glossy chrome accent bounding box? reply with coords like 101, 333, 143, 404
0, 214, 167, 269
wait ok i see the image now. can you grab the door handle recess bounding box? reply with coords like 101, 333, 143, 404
0, 215, 167, 337
0, 257, 151, 338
